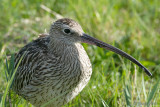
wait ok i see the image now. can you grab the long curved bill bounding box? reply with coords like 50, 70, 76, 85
81, 33, 152, 76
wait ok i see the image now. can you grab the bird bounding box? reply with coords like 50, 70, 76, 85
13, 18, 152, 107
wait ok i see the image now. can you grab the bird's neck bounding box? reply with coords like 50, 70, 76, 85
48, 39, 82, 57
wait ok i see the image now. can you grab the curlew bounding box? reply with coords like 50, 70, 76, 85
13, 18, 152, 107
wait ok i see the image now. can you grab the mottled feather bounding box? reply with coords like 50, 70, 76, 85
13, 18, 92, 107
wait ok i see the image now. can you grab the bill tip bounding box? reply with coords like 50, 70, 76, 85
143, 67, 152, 77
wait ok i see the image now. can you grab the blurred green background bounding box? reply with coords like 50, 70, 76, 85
0, 0, 160, 106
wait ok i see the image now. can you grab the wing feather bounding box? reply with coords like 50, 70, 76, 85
13, 36, 50, 93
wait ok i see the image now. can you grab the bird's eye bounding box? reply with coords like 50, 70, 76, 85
64, 29, 71, 34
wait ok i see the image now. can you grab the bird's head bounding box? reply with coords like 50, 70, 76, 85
49, 18, 84, 44
49, 18, 152, 77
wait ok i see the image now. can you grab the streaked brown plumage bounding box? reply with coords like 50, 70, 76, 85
13, 18, 152, 107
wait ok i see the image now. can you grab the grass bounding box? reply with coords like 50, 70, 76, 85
0, 0, 160, 106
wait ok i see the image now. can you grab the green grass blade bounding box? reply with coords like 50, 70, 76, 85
4, 70, 8, 82
124, 85, 132, 107
5, 58, 9, 81
101, 98, 109, 107
147, 78, 160, 107
9, 54, 15, 78
142, 73, 147, 101
0, 93, 2, 103
5, 58, 9, 74
0, 53, 24, 107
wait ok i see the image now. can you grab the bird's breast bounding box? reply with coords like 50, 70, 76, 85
51, 43, 92, 105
